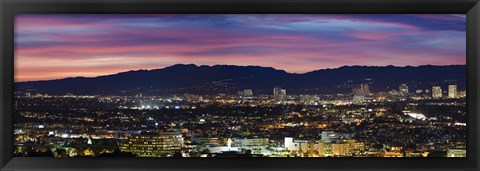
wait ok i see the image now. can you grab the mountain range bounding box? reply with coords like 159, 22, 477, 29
15, 64, 466, 95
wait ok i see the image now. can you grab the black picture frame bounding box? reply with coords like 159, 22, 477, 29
1, 0, 479, 170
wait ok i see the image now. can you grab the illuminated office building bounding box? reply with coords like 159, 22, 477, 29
354, 84, 370, 96
243, 89, 253, 97
321, 131, 339, 142
238, 89, 253, 97
232, 138, 268, 147
192, 137, 225, 146
432, 86, 442, 98
331, 142, 352, 156
447, 149, 466, 157
316, 142, 333, 157
330, 139, 364, 157
342, 139, 364, 154
448, 85, 457, 98
273, 86, 286, 99
284, 137, 308, 152
281, 89, 286, 97
120, 132, 184, 157
273, 86, 281, 96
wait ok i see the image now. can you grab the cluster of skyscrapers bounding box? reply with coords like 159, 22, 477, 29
273, 86, 287, 99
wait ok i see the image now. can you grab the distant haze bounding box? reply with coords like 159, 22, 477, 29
15, 14, 466, 82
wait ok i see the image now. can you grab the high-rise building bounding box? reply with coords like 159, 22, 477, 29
273, 86, 286, 99
399, 84, 409, 95
121, 132, 184, 157
448, 85, 457, 98
238, 89, 253, 97
243, 89, 253, 97
273, 86, 282, 96
352, 84, 370, 103
354, 84, 370, 96
432, 86, 442, 98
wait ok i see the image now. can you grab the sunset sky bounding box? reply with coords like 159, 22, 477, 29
15, 14, 466, 82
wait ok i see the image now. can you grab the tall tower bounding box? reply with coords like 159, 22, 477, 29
354, 84, 370, 96
399, 84, 409, 95
273, 86, 286, 99
448, 85, 457, 98
432, 86, 442, 99
273, 86, 282, 97
281, 89, 287, 97
243, 89, 253, 96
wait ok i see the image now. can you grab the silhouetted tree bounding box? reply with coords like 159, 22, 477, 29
173, 152, 183, 157
27, 149, 54, 157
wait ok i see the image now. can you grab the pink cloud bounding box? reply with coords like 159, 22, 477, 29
14, 14, 466, 82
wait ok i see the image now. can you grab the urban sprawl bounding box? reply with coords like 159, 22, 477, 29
14, 84, 466, 157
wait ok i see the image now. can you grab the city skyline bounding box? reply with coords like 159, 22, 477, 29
14, 81, 467, 158
15, 14, 466, 82
13, 14, 467, 158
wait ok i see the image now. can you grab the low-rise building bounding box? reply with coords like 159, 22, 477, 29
120, 132, 184, 157
447, 148, 466, 157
